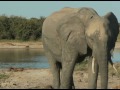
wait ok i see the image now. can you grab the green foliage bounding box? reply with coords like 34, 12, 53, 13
0, 15, 46, 41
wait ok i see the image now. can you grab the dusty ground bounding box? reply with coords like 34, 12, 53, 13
0, 63, 120, 89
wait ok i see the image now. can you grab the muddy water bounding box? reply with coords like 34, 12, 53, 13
0, 48, 119, 68
0, 49, 49, 68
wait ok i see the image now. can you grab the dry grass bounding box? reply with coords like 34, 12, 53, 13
75, 60, 88, 71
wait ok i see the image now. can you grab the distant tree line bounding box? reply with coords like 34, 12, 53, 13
0, 15, 45, 41
0, 15, 119, 41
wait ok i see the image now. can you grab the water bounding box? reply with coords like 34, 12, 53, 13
0, 49, 49, 68
112, 48, 120, 62
0, 48, 119, 68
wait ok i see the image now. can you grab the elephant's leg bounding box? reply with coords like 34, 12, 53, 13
88, 57, 99, 89
51, 62, 60, 89
46, 52, 60, 89
60, 61, 76, 89
59, 43, 78, 89
72, 76, 75, 89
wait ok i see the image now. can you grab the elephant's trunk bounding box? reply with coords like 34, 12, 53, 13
92, 48, 118, 89
95, 48, 108, 89
98, 57, 108, 89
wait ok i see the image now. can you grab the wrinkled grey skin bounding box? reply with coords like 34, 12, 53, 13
42, 7, 119, 89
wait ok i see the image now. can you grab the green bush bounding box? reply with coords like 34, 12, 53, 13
0, 15, 46, 41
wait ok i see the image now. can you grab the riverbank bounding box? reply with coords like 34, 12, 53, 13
0, 41, 119, 49
0, 41, 43, 49
0, 62, 120, 89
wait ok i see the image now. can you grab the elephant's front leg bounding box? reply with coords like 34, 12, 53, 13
88, 56, 99, 89
60, 51, 77, 89
60, 61, 76, 89
72, 76, 75, 89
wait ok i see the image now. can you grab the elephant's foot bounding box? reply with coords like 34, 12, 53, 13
72, 85, 75, 89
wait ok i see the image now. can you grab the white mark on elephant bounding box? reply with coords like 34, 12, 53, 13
112, 64, 118, 73
92, 57, 95, 74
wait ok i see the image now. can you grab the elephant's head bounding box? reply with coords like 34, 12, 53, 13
57, 7, 99, 55
85, 12, 119, 88
77, 7, 98, 26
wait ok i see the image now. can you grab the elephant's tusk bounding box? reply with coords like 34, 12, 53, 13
92, 57, 95, 74
112, 64, 118, 73
109, 58, 118, 73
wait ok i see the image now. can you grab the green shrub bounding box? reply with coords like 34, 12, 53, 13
0, 15, 46, 41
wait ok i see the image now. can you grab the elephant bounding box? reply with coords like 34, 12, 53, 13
119, 23, 120, 32
42, 7, 119, 89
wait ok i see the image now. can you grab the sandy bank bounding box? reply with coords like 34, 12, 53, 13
0, 41, 43, 49
0, 41, 119, 49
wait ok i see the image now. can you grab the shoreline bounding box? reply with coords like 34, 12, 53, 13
0, 41, 119, 49
0, 41, 43, 49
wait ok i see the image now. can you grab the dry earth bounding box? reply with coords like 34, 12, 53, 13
0, 64, 120, 89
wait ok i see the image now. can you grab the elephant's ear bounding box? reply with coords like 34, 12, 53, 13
104, 12, 119, 52
57, 16, 87, 54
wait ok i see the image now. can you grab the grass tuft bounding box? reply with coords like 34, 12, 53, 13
0, 74, 9, 79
